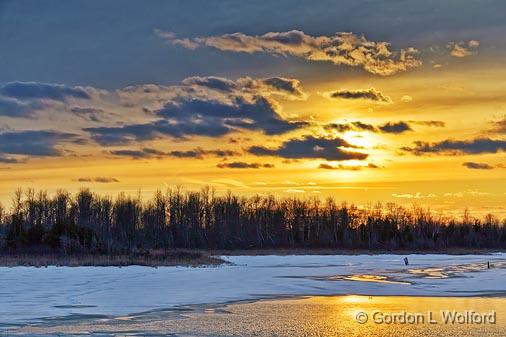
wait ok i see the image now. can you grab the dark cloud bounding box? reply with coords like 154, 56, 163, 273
158, 30, 421, 76
318, 162, 380, 170
324, 121, 376, 133
87, 95, 306, 145
260, 77, 306, 99
86, 119, 231, 145
217, 161, 274, 169
327, 88, 392, 103
110, 146, 241, 160
169, 147, 240, 159
249, 136, 367, 161
318, 163, 361, 171
0, 82, 90, 101
462, 162, 494, 170
402, 138, 506, 155
157, 95, 306, 135
325, 121, 412, 134
0, 155, 21, 164
142, 148, 167, 157
378, 121, 412, 134
352, 121, 377, 132
489, 116, 506, 134
409, 120, 446, 127
0, 82, 92, 118
0, 130, 80, 156
77, 176, 120, 183
177, 76, 307, 100
0, 96, 40, 118
109, 148, 166, 159
181, 76, 237, 92
70, 106, 105, 122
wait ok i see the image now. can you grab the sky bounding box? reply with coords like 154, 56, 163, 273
0, 0, 505, 217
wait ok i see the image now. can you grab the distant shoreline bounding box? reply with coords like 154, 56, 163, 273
0, 248, 504, 267
0, 250, 224, 267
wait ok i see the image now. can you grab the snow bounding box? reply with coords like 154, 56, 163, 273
1, 253, 505, 325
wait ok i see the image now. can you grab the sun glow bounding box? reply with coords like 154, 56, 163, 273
341, 131, 378, 150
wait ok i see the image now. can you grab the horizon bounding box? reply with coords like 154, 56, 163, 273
0, 185, 504, 221
1, 0, 505, 217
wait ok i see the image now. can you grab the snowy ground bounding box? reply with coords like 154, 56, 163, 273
1, 253, 505, 326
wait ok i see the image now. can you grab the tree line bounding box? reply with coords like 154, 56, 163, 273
0, 187, 505, 254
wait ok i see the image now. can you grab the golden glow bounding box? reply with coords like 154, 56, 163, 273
0, 56, 505, 218
20, 295, 506, 336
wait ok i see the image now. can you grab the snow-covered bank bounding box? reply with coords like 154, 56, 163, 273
1, 253, 505, 325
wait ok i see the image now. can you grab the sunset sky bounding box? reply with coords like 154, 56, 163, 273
0, 0, 505, 216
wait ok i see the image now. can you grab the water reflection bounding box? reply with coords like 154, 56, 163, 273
16, 296, 505, 337
316, 274, 412, 285
408, 261, 506, 279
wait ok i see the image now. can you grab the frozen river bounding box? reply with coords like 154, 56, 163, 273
1, 253, 506, 334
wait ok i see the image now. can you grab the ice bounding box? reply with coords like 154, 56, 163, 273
1, 253, 505, 325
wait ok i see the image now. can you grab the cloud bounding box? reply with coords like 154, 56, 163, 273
325, 121, 415, 134
109, 148, 166, 159
0, 130, 80, 156
409, 120, 446, 127
392, 192, 436, 199
401, 138, 506, 155
70, 106, 105, 122
378, 121, 412, 134
462, 162, 494, 170
260, 77, 307, 100
0, 82, 91, 101
87, 98, 305, 145
318, 162, 379, 170
449, 40, 479, 58
169, 147, 240, 159
77, 177, 120, 183
86, 119, 232, 145
401, 95, 413, 103
324, 121, 376, 133
249, 136, 367, 161
158, 30, 421, 76
318, 163, 361, 171
86, 76, 308, 145
181, 76, 307, 100
285, 189, 305, 193
109, 146, 240, 160
489, 116, 506, 134
0, 82, 93, 118
217, 161, 274, 169
0, 155, 21, 164
181, 76, 237, 92
157, 95, 306, 135
444, 190, 492, 198
0, 96, 40, 118
324, 88, 392, 103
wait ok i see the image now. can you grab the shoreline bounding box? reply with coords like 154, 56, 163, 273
0, 250, 224, 267
0, 248, 504, 267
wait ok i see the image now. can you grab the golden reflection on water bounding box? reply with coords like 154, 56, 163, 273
18, 296, 506, 337
327, 274, 412, 285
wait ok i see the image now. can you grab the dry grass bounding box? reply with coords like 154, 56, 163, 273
0, 250, 224, 267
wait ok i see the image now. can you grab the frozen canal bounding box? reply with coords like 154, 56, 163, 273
1, 253, 506, 331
